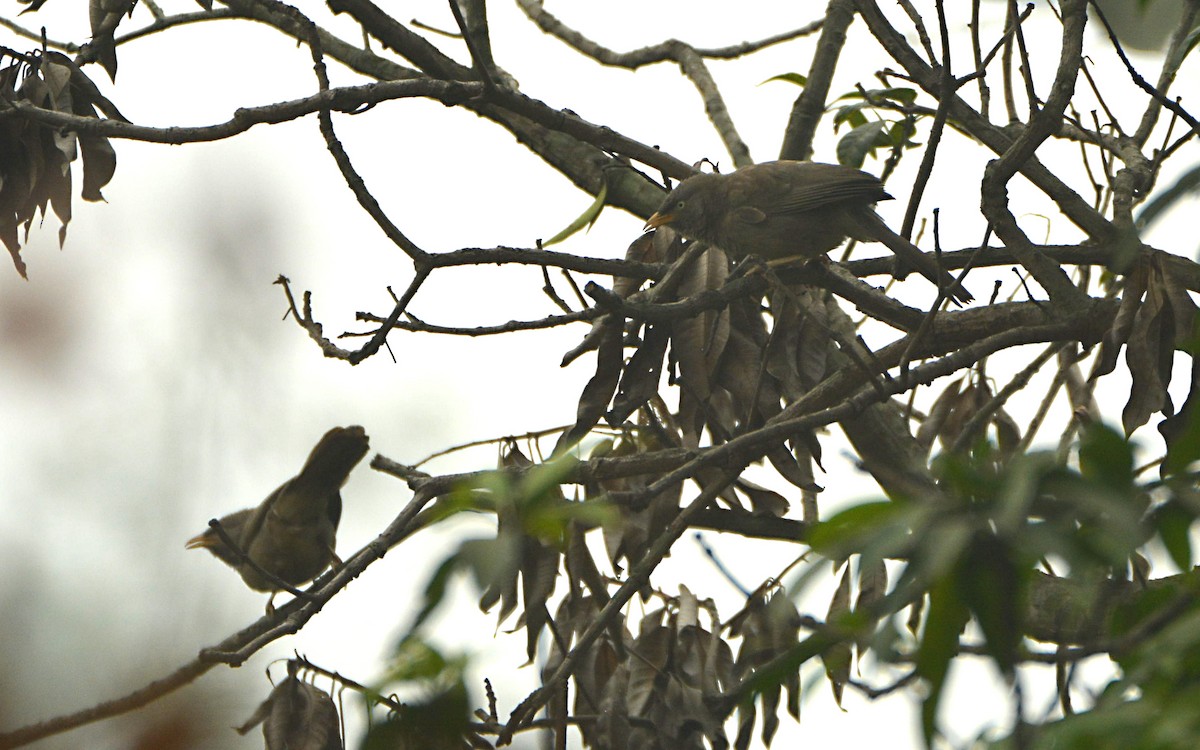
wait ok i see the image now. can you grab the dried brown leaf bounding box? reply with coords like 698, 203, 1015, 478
938, 379, 990, 449
766, 444, 819, 491
765, 297, 805, 399
759, 680, 782, 746
907, 595, 925, 636
993, 407, 1022, 458
1122, 276, 1170, 434
855, 558, 888, 613
677, 584, 700, 629
821, 564, 853, 708
714, 321, 770, 421
79, 131, 116, 202
735, 702, 756, 750
1161, 260, 1199, 347
855, 558, 888, 656
1091, 259, 1149, 380
1131, 551, 1151, 586
89, 0, 134, 81
734, 478, 790, 517
1062, 347, 1098, 417
521, 539, 559, 661
671, 245, 731, 406
627, 623, 671, 715
615, 229, 672, 298
554, 314, 623, 452
608, 323, 670, 425
238, 676, 342, 750
699, 622, 736, 695
916, 377, 964, 452
41, 57, 73, 110
1159, 356, 1200, 453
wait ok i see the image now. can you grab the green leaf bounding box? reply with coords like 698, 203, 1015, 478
410, 553, 461, 631
1108, 584, 1177, 644
1164, 398, 1200, 476
807, 501, 902, 558
761, 72, 807, 87
459, 534, 522, 611
832, 101, 870, 130
836, 121, 889, 168
362, 680, 470, 750
1154, 499, 1194, 572
516, 455, 575, 511
386, 635, 454, 682
993, 452, 1057, 533
1078, 422, 1134, 490
1183, 23, 1200, 60
887, 118, 918, 149
833, 87, 918, 106
957, 534, 1024, 676
916, 576, 971, 746
883, 87, 918, 105
543, 178, 607, 246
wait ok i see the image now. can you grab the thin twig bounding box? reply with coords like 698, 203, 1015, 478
205, 517, 314, 600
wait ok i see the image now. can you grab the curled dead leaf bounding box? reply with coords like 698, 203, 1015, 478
238, 674, 342, 750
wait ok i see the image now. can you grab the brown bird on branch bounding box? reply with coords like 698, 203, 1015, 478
644, 160, 973, 305
186, 425, 369, 595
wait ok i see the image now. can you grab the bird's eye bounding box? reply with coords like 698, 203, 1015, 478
676, 200, 687, 210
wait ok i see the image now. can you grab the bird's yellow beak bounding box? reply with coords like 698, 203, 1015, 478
644, 211, 674, 231
185, 532, 215, 550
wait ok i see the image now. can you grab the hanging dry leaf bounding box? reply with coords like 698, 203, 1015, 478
922, 375, 1023, 458
591, 430, 682, 572
1061, 347, 1098, 419
89, 0, 136, 81
728, 586, 802, 746
1090, 257, 1147, 381
1090, 253, 1196, 435
855, 557, 888, 657
561, 229, 675, 368
672, 244, 732, 397
554, 313, 624, 453
0, 50, 120, 277
916, 377, 964, 452
733, 477, 790, 517
608, 323, 671, 425
1122, 272, 1172, 434
821, 564, 853, 708
237, 675, 342, 750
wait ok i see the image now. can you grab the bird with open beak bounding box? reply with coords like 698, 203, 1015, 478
186, 425, 369, 599
644, 160, 972, 305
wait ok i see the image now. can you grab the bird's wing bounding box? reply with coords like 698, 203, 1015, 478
753, 162, 892, 215
730, 205, 767, 224
326, 490, 343, 530
240, 483, 283, 550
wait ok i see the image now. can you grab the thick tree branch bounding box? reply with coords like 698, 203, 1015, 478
779, 0, 856, 161
980, 0, 1090, 306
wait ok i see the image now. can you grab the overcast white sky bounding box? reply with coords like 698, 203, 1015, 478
0, 1, 1196, 748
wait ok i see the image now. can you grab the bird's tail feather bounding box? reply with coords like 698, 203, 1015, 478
293, 426, 370, 494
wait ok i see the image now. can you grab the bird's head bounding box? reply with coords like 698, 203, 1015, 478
644, 172, 721, 241
185, 508, 253, 567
